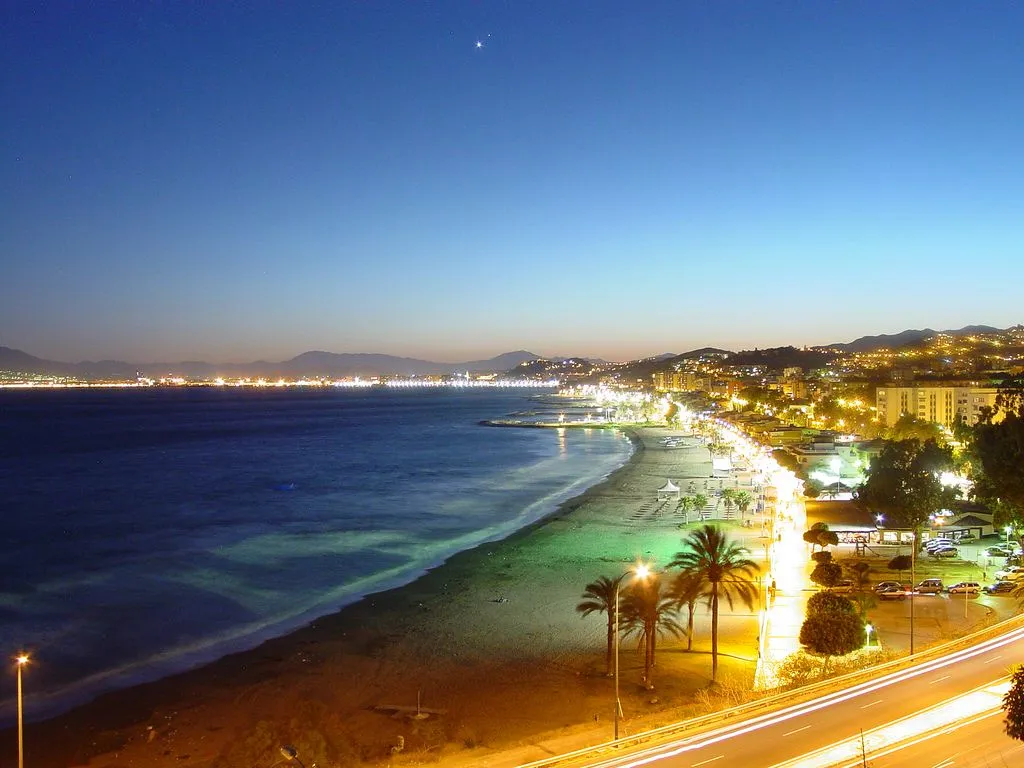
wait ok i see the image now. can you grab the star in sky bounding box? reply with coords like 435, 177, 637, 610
475, 40, 484, 49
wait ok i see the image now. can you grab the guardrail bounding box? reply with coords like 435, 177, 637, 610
515, 612, 1024, 768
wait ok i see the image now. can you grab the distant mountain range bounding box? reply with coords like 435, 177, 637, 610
2, 324, 1018, 381
0, 347, 543, 379
823, 325, 1003, 353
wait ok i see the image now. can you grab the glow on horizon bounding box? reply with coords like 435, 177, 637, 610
4, 3, 1024, 363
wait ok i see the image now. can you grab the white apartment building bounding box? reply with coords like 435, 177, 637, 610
875, 385, 1000, 428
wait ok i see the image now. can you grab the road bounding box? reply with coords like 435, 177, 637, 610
852, 707, 1024, 768
579, 622, 1024, 768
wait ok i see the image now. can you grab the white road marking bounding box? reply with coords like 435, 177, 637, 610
782, 725, 812, 736
983, 655, 1003, 664
860, 699, 884, 709
929, 675, 951, 684
691, 756, 724, 767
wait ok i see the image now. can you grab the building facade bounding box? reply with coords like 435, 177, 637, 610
875, 385, 1000, 427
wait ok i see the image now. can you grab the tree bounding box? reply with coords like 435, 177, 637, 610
669, 570, 708, 651
810, 561, 843, 588
619, 573, 684, 689
1003, 664, 1024, 742
803, 479, 824, 499
857, 439, 956, 549
721, 488, 737, 517
734, 490, 753, 520
802, 522, 830, 550
576, 575, 624, 676
811, 550, 833, 565
669, 525, 759, 681
806, 591, 856, 617
888, 554, 912, 583
890, 413, 944, 443
973, 401, 1024, 542
799, 611, 865, 670
692, 493, 709, 518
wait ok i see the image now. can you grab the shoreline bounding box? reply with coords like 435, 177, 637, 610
4, 426, 761, 767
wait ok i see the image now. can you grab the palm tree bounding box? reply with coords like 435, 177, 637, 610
576, 575, 624, 676
734, 490, 753, 521
721, 488, 737, 519
669, 525, 759, 681
693, 493, 709, 521
619, 573, 684, 689
669, 570, 708, 651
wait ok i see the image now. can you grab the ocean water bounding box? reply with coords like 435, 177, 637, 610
0, 386, 633, 722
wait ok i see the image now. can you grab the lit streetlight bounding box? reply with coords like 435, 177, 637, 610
614, 563, 650, 741
280, 745, 306, 768
15, 653, 29, 768
865, 623, 874, 649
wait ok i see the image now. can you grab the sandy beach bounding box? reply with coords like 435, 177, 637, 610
4, 427, 765, 768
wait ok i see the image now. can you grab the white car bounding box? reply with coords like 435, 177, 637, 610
994, 566, 1024, 581
947, 582, 980, 595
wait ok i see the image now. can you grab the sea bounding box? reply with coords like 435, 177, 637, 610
0, 386, 634, 723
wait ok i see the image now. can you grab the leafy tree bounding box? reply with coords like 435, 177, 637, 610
1003, 664, 1024, 742
669, 570, 708, 651
811, 550, 833, 565
888, 554, 912, 583
890, 413, 944, 443
806, 591, 856, 617
973, 399, 1024, 541
772, 449, 800, 474
669, 525, 759, 681
576, 574, 624, 676
721, 488, 737, 516
803, 478, 824, 499
799, 611, 865, 670
810, 561, 844, 588
818, 529, 840, 548
619, 572, 684, 689
857, 439, 956, 549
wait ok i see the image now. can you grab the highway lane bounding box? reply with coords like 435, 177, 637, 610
581, 623, 1024, 768
848, 708, 1024, 768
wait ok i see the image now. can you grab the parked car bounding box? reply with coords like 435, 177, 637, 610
931, 547, 959, 558
925, 540, 952, 551
874, 580, 903, 593
947, 582, 980, 595
994, 566, 1024, 581
916, 579, 945, 594
828, 580, 855, 594
986, 546, 1012, 557
957, 533, 978, 543
985, 581, 1016, 595
878, 585, 908, 600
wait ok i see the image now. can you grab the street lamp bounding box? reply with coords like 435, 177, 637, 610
280, 745, 306, 768
15, 653, 29, 768
614, 563, 650, 741
1006, 525, 1014, 549
865, 623, 874, 649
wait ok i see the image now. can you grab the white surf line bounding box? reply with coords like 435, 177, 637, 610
766, 679, 1010, 768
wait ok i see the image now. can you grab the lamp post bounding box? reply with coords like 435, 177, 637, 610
16, 653, 29, 768
614, 563, 650, 741
1006, 525, 1014, 550
910, 532, 916, 655
280, 745, 306, 768
865, 623, 874, 649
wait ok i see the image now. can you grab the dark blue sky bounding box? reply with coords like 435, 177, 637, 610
3, 1, 1023, 363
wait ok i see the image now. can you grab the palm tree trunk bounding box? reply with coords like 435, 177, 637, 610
645, 621, 655, 689
687, 603, 695, 651
711, 586, 720, 682
605, 617, 614, 676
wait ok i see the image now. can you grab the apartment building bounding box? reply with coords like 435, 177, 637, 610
875, 385, 1000, 427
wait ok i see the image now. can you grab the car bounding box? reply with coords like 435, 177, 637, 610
916, 579, 944, 594
994, 566, 1024, 581
947, 582, 980, 595
986, 546, 1012, 557
957, 533, 978, 543
925, 540, 951, 551
878, 585, 907, 600
874, 580, 903, 593
930, 547, 959, 558
828, 580, 855, 594
985, 581, 1016, 595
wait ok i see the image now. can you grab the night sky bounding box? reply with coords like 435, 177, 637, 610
3, 2, 1023, 364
